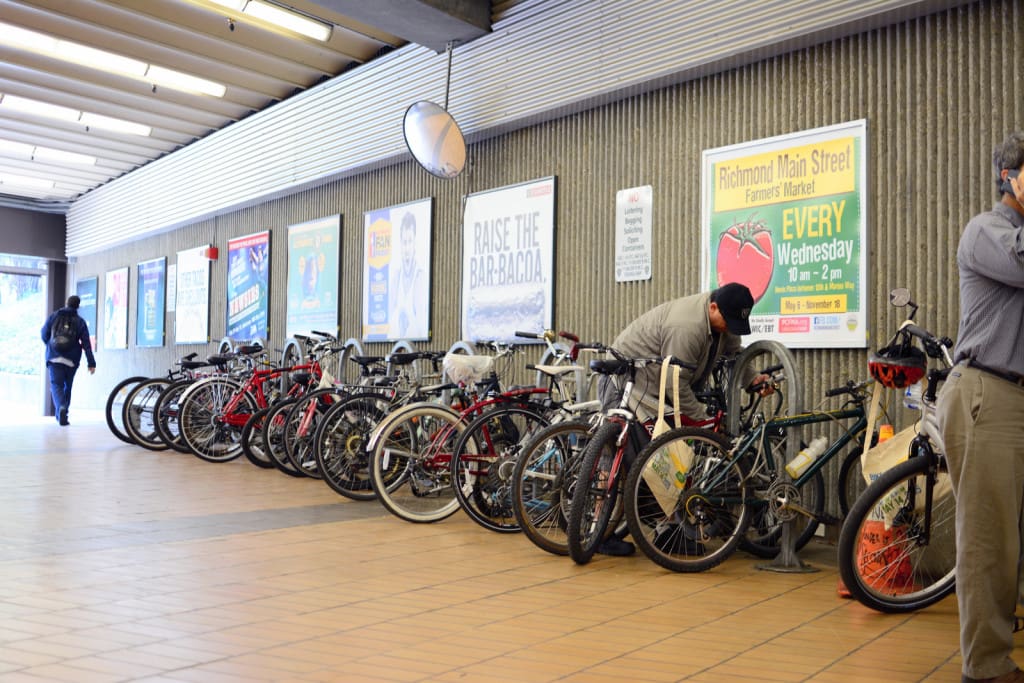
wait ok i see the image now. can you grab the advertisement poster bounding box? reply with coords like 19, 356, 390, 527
226, 231, 270, 341
461, 177, 555, 342
362, 198, 432, 342
615, 185, 653, 282
75, 276, 98, 350
287, 215, 340, 338
701, 120, 867, 348
175, 245, 210, 344
136, 257, 166, 347
103, 266, 129, 350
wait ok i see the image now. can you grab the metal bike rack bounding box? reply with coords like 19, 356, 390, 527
728, 340, 815, 573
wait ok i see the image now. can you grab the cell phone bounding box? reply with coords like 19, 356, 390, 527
1002, 168, 1021, 194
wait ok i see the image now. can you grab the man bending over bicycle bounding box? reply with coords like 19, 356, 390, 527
595, 282, 773, 556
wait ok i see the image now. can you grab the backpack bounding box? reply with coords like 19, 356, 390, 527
49, 311, 78, 354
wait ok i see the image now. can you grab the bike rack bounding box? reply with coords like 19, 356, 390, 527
728, 340, 816, 573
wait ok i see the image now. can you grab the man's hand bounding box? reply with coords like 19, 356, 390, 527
88, 367, 96, 375
748, 373, 775, 396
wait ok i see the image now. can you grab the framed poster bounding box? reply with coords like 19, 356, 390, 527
75, 276, 98, 350
175, 245, 211, 344
362, 198, 432, 342
103, 266, 129, 350
136, 257, 166, 347
700, 120, 868, 348
226, 230, 270, 341
287, 215, 340, 338
461, 177, 555, 343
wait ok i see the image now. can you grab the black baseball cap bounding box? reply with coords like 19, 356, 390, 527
66, 295, 81, 309
712, 283, 754, 335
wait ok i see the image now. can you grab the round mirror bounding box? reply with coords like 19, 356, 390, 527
889, 288, 913, 307
403, 100, 466, 178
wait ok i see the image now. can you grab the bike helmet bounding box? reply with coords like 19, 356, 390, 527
868, 343, 927, 389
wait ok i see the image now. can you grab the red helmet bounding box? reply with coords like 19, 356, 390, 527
868, 344, 927, 389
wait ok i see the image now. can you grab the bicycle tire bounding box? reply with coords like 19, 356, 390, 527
566, 420, 625, 565
369, 402, 465, 523
837, 454, 956, 613
122, 377, 172, 451
179, 377, 253, 462
314, 393, 392, 500
105, 376, 147, 443
240, 407, 275, 468
511, 419, 594, 555
153, 378, 196, 453
284, 388, 344, 478
451, 404, 550, 533
261, 398, 304, 477
624, 426, 749, 573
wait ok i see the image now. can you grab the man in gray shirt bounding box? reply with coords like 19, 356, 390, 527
937, 132, 1024, 683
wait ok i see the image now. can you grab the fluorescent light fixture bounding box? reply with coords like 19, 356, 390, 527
80, 112, 152, 137
0, 139, 35, 158
54, 42, 147, 76
2, 24, 57, 51
0, 174, 55, 190
0, 94, 80, 122
208, 0, 247, 9
33, 146, 96, 165
242, 0, 332, 41
146, 65, 226, 97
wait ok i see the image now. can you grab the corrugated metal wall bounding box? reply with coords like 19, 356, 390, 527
71, 1, 1017, 491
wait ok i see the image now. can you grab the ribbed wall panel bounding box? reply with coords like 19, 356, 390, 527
66, 0, 969, 256
68, 0, 1020, 511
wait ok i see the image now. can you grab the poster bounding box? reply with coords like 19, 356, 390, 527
175, 245, 210, 344
167, 264, 176, 312
103, 266, 129, 350
700, 120, 868, 348
226, 230, 270, 341
362, 198, 432, 341
461, 177, 555, 342
615, 185, 652, 282
136, 257, 166, 347
287, 215, 340, 338
75, 276, 98, 350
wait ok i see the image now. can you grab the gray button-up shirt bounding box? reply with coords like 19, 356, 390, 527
953, 201, 1024, 375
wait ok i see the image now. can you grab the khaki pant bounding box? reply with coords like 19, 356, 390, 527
937, 364, 1024, 679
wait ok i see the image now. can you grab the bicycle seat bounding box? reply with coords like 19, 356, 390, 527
350, 355, 384, 367
237, 344, 263, 355
179, 360, 210, 370
206, 354, 233, 365
388, 352, 420, 366
529, 363, 581, 377
290, 370, 313, 385
590, 359, 630, 376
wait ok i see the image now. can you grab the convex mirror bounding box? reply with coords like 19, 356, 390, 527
403, 100, 466, 179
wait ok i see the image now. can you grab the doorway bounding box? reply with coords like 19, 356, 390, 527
0, 256, 47, 419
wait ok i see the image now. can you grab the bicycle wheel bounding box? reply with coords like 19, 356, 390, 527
451, 404, 550, 533
314, 393, 391, 501
837, 454, 956, 613
624, 427, 749, 573
240, 407, 275, 468
122, 378, 171, 451
153, 378, 195, 453
369, 403, 465, 523
566, 420, 626, 565
179, 377, 254, 462
284, 389, 343, 478
262, 398, 303, 477
105, 376, 147, 443
739, 429, 825, 559
511, 419, 593, 555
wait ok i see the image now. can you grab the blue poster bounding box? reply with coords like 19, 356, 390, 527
75, 276, 98, 350
226, 231, 270, 341
136, 258, 166, 347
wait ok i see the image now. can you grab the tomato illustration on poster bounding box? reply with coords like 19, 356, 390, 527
700, 120, 868, 348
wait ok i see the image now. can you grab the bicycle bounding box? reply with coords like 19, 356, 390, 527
837, 288, 956, 612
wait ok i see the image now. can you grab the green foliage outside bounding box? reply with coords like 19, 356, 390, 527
0, 290, 44, 376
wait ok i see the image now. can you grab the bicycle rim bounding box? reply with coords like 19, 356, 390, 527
123, 379, 170, 451
567, 421, 623, 565
315, 396, 389, 500
837, 455, 956, 613
180, 378, 249, 462
625, 427, 749, 573
154, 379, 193, 453
105, 376, 147, 443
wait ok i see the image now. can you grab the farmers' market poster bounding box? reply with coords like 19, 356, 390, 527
175, 245, 210, 344
287, 215, 340, 338
75, 276, 97, 350
461, 177, 555, 343
701, 120, 867, 348
103, 266, 129, 350
226, 231, 270, 341
135, 257, 166, 347
362, 198, 432, 342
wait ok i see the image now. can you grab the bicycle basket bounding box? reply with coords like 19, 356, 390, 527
868, 344, 926, 389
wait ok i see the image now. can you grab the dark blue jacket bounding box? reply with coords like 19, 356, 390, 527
41, 307, 97, 368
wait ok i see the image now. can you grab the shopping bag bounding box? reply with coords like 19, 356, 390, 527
642, 357, 696, 516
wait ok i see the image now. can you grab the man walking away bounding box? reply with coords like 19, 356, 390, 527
40, 295, 96, 426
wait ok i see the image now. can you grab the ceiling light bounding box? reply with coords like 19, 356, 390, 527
2, 24, 57, 51
0, 174, 54, 190
33, 147, 97, 165
54, 42, 147, 77
0, 94, 80, 122
80, 112, 152, 137
146, 65, 226, 97
208, 0, 247, 9
0, 139, 35, 158
241, 1, 332, 41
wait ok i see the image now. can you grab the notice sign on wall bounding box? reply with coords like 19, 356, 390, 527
615, 185, 652, 282
700, 120, 868, 348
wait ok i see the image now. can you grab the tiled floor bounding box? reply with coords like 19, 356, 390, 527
0, 411, 993, 682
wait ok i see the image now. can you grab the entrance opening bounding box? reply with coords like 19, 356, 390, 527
0, 255, 47, 418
